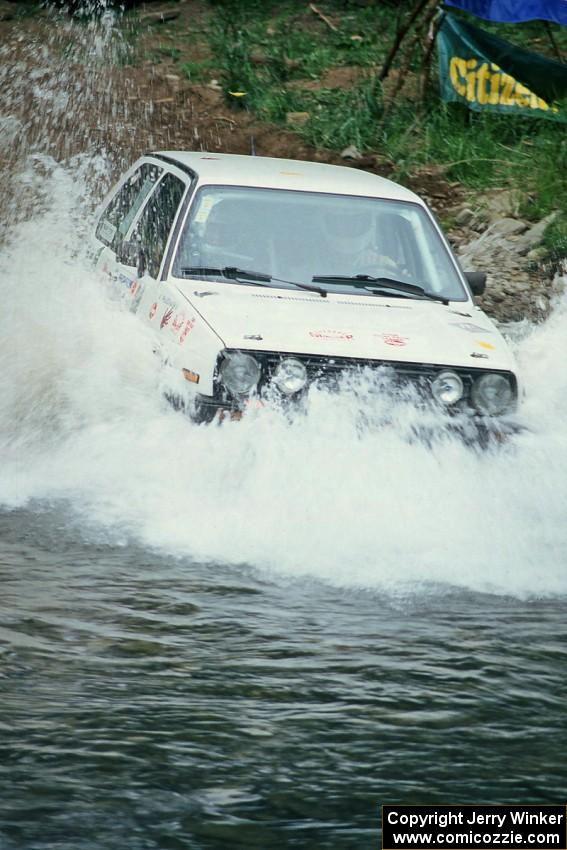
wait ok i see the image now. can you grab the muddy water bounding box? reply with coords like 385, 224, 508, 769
1, 12, 567, 850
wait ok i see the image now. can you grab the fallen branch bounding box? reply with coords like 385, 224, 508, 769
434, 158, 524, 172
139, 9, 180, 24
309, 3, 338, 32
212, 115, 238, 125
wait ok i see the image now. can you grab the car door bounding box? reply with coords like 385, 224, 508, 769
94, 160, 164, 299
125, 169, 189, 331
94, 161, 212, 393
95, 161, 189, 318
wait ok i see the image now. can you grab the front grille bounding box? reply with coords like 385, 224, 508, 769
260, 351, 456, 380
216, 349, 517, 412
257, 351, 476, 394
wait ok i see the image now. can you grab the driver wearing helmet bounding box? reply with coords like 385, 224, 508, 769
321, 206, 399, 277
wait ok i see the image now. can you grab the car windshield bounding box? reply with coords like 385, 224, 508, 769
172, 185, 467, 301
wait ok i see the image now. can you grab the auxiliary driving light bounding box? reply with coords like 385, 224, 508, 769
471, 373, 514, 415
431, 371, 464, 405
220, 352, 261, 395
272, 358, 308, 395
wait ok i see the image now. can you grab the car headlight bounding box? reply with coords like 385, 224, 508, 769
471, 373, 514, 415
431, 371, 464, 405
220, 352, 261, 395
272, 358, 308, 395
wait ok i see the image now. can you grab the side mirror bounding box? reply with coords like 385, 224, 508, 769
116, 240, 146, 277
465, 271, 487, 295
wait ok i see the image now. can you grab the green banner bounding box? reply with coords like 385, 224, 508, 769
437, 12, 567, 121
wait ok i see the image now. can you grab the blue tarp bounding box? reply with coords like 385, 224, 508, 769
443, 0, 567, 25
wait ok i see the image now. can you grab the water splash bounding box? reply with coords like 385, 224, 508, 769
0, 159, 566, 599
0, 9, 128, 164
1, 8, 566, 598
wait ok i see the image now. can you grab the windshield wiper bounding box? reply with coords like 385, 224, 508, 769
311, 274, 448, 305
182, 265, 270, 282
182, 266, 327, 298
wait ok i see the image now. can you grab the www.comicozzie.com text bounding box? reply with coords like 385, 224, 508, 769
386, 810, 565, 847
388, 831, 559, 846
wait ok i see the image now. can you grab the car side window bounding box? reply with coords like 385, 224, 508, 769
132, 173, 186, 279
96, 163, 163, 250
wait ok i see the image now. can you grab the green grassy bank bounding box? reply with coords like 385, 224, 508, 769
172, 0, 567, 260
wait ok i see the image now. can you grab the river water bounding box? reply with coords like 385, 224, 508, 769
1, 13, 567, 850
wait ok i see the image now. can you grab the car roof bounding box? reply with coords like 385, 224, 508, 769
152, 151, 423, 204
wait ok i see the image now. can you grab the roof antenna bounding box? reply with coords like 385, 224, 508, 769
250, 135, 256, 156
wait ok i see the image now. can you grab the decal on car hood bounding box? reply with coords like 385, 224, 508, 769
176, 282, 515, 370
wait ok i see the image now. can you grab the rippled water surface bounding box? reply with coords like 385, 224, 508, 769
1, 14, 567, 849
1, 508, 566, 850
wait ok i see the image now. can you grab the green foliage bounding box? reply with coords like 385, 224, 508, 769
541, 214, 567, 266
543, 211, 567, 241
111, 0, 565, 257
517, 132, 567, 220
206, 0, 402, 107
180, 59, 214, 82
146, 45, 182, 63
257, 78, 382, 151
206, 3, 262, 105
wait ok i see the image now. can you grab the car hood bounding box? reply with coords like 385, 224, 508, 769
176, 281, 516, 371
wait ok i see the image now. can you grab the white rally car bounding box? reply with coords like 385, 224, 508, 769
93, 151, 520, 433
